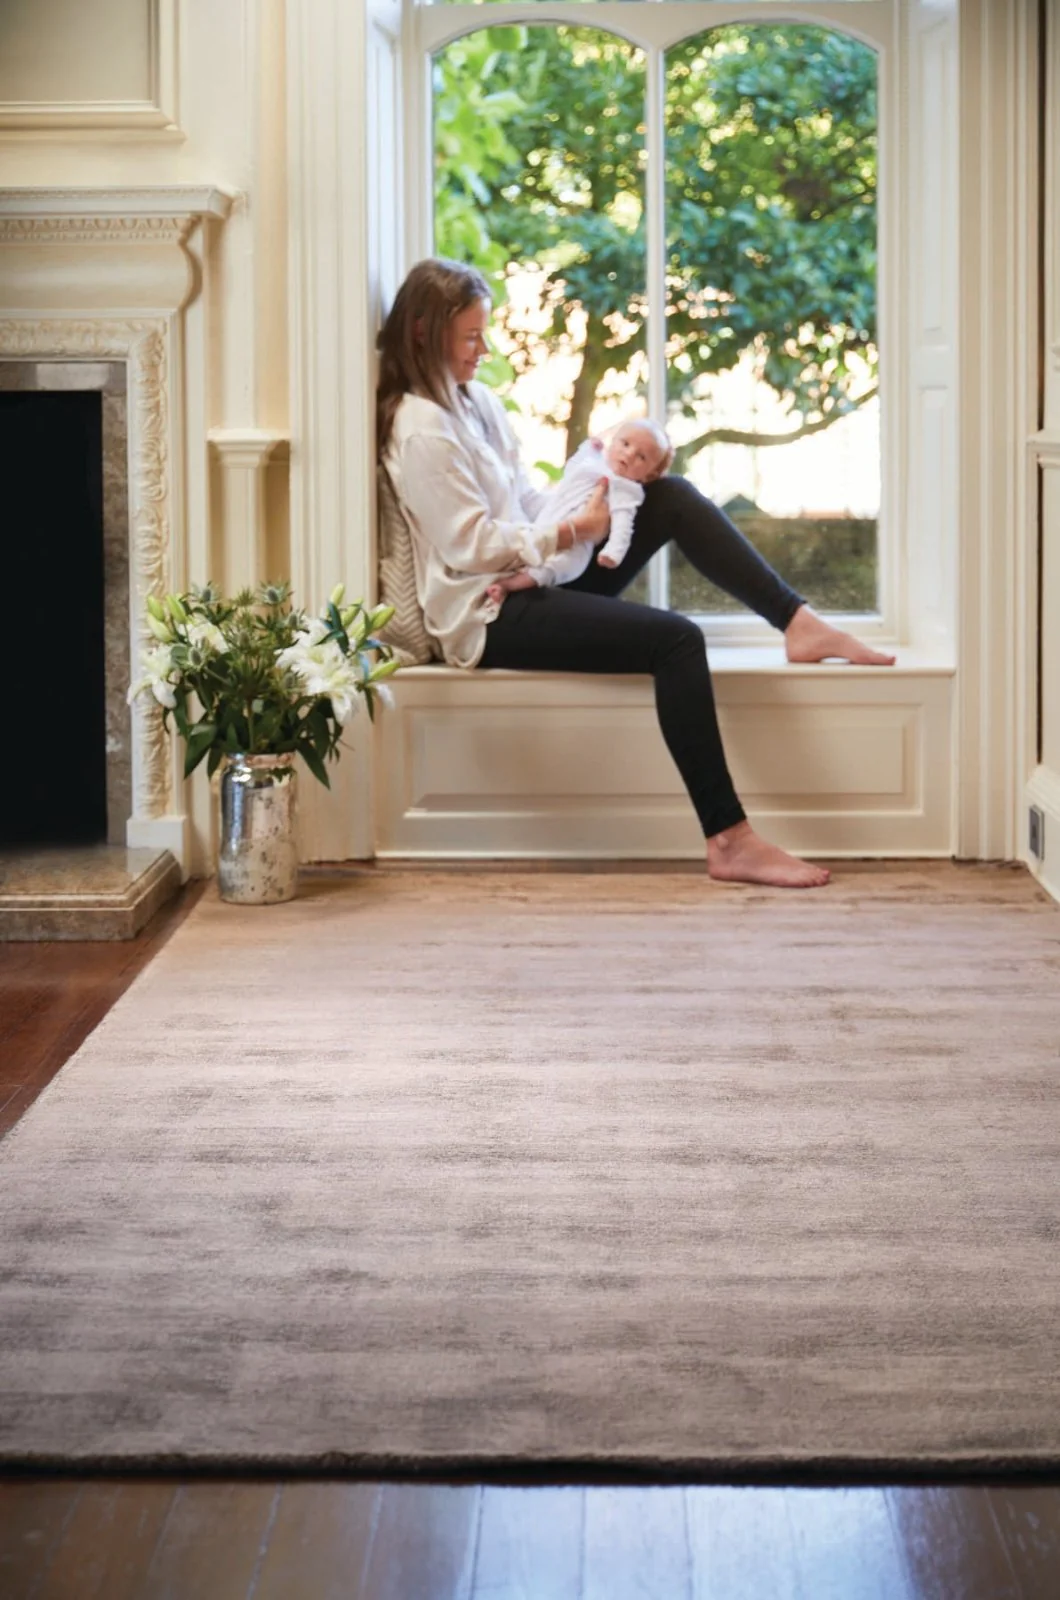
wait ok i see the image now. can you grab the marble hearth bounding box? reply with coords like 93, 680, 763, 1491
0, 848, 181, 941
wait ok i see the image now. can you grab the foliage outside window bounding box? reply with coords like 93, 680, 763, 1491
433, 11, 880, 617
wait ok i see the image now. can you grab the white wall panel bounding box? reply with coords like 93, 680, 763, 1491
377, 665, 953, 859
0, 0, 151, 105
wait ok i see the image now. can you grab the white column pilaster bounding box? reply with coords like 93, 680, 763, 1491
956, 0, 1040, 860
286, 0, 377, 861
207, 429, 287, 594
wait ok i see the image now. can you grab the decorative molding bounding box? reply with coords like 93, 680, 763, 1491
0, 187, 233, 227
0, 1, 182, 137
0, 102, 182, 136
207, 428, 288, 469
0, 216, 198, 247
0, 318, 172, 825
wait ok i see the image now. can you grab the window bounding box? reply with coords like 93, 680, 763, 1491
418, 1, 892, 630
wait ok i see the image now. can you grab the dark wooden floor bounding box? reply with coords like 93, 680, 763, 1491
2, 880, 1060, 1600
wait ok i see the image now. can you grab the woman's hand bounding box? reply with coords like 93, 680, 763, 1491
566, 479, 610, 547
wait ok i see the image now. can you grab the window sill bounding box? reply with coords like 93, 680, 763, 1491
397, 647, 955, 682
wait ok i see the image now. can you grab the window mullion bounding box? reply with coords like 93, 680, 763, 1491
645, 40, 669, 611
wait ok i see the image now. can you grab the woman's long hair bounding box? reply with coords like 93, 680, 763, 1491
377, 258, 491, 457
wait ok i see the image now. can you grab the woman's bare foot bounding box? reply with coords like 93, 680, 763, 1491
784, 604, 896, 666
707, 821, 831, 888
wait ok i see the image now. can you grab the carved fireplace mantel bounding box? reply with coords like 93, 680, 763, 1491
0, 186, 235, 869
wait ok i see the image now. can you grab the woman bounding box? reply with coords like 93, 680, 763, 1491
378, 258, 894, 889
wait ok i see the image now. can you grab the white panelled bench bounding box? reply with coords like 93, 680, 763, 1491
374, 651, 955, 860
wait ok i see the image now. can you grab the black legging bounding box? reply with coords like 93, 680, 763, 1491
477, 476, 804, 838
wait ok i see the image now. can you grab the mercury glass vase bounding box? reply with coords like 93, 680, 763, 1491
217, 753, 299, 904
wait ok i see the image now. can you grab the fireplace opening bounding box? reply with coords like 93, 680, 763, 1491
3, 389, 108, 845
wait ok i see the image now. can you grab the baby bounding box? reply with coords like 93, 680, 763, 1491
485, 417, 674, 604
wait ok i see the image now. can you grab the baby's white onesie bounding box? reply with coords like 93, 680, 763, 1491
524, 439, 645, 587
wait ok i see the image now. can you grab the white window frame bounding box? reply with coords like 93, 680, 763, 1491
406, 0, 901, 646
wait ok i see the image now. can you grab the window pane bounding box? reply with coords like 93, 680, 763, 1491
665, 24, 879, 616
433, 25, 647, 542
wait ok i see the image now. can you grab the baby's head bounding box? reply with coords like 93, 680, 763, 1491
603, 419, 674, 484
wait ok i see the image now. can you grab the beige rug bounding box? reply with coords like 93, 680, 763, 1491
1, 864, 1059, 1476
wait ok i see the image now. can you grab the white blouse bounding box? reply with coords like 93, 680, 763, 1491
382, 383, 563, 669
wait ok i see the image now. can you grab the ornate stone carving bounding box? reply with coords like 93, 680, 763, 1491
0, 216, 194, 247
0, 319, 173, 823
0, 320, 150, 360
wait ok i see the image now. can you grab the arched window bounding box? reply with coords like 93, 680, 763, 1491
423, 2, 887, 629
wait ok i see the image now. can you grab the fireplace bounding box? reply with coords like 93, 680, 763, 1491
1, 361, 130, 847
0, 184, 234, 935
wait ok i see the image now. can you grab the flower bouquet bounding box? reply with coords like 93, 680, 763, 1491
129, 581, 400, 901
129, 579, 398, 782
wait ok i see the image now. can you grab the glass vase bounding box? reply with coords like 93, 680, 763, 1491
217, 753, 298, 904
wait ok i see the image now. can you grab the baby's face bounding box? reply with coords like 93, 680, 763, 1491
605, 424, 665, 483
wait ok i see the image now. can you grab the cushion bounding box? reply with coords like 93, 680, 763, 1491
377, 466, 438, 666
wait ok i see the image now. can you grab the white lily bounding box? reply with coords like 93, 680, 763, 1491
128, 643, 180, 709
186, 618, 229, 655
277, 634, 365, 726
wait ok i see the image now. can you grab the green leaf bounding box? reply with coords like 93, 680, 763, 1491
299, 742, 331, 788
183, 721, 218, 778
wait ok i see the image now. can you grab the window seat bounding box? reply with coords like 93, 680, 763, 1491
376, 653, 956, 860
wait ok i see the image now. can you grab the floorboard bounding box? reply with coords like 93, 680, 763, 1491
138, 1482, 278, 1599
582, 1485, 692, 1600
31, 1480, 177, 1600
252, 1481, 380, 1600
359, 1484, 480, 1600
0, 867, 1059, 1599
686, 1486, 801, 1600
887, 1485, 1023, 1599
471, 1486, 584, 1600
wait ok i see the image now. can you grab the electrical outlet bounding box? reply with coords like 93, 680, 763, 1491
1029, 805, 1045, 860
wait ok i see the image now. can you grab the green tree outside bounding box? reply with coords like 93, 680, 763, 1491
432, 22, 880, 612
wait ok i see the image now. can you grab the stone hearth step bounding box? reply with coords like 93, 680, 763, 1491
0, 847, 182, 941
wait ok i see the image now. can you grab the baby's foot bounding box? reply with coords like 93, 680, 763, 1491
707, 822, 830, 888
597, 553, 617, 568
784, 604, 895, 666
